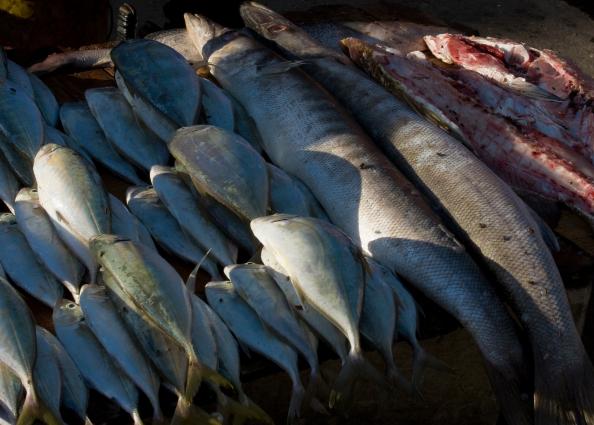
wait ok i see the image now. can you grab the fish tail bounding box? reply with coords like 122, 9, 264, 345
131, 409, 144, 425
384, 356, 416, 397
287, 381, 305, 425
83, 417, 94, 425
184, 352, 203, 400
16, 385, 62, 425
149, 396, 165, 425
483, 360, 533, 425
534, 349, 594, 425
216, 389, 274, 425
329, 349, 388, 410
411, 342, 454, 390
303, 367, 330, 415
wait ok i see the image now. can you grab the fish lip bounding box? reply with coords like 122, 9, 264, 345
125, 186, 151, 203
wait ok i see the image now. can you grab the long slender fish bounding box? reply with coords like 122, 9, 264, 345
53, 300, 143, 425
0, 276, 61, 425
186, 12, 529, 423
79, 285, 163, 423
34, 144, 111, 283
108, 194, 157, 251
15, 188, 85, 300
0, 213, 63, 307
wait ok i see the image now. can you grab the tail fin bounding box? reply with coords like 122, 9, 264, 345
329, 350, 388, 411
131, 409, 144, 425
411, 342, 454, 390
83, 417, 94, 425
216, 389, 274, 425
287, 382, 305, 425
16, 386, 62, 425
303, 368, 330, 415
171, 397, 223, 425
484, 361, 533, 425
534, 351, 594, 425
384, 357, 416, 397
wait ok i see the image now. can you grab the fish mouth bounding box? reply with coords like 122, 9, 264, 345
240, 2, 290, 38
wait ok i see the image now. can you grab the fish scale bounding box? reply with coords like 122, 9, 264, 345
187, 12, 530, 424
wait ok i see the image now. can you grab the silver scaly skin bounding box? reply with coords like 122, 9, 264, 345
186, 12, 530, 423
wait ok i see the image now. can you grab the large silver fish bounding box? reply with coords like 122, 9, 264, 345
89, 235, 229, 421
53, 300, 143, 425
85, 87, 170, 171
37, 327, 91, 425
205, 280, 305, 424
0, 276, 61, 425
79, 285, 163, 423
186, 12, 529, 423
108, 194, 156, 251
126, 186, 220, 278
111, 39, 201, 142
33, 327, 64, 424
34, 144, 111, 283
150, 165, 237, 266
15, 188, 85, 300
0, 213, 63, 307
169, 125, 268, 221
59, 102, 143, 184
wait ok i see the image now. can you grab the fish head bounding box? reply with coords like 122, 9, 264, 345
125, 185, 153, 204
149, 164, 175, 183
34, 143, 63, 161
15, 187, 38, 203
0, 212, 16, 226
339, 37, 370, 63
184, 13, 232, 59
53, 298, 84, 327
204, 280, 235, 305
250, 213, 299, 246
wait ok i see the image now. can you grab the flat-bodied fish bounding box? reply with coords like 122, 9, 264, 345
267, 164, 328, 219
229, 96, 263, 153
0, 213, 63, 307
28, 73, 59, 126
38, 327, 91, 425
15, 188, 84, 300
205, 280, 304, 424
260, 247, 349, 364
6, 60, 33, 97
80, 285, 163, 423
150, 165, 237, 266
0, 276, 61, 425
111, 39, 200, 140
89, 235, 230, 420
0, 151, 20, 213
43, 126, 94, 164
169, 125, 268, 221
85, 87, 170, 171
53, 300, 143, 425
34, 327, 64, 424
108, 194, 156, 251
200, 77, 235, 131
59, 102, 143, 184
0, 132, 34, 186
34, 144, 111, 283
0, 79, 43, 159
0, 363, 22, 424
126, 186, 220, 277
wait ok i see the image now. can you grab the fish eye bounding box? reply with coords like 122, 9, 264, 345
31, 189, 37, 193
267, 24, 287, 33
218, 298, 223, 303
67, 303, 76, 309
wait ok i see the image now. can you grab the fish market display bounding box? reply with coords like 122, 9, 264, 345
0, 5, 593, 425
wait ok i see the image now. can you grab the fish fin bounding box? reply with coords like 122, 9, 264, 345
172, 397, 222, 425
411, 342, 454, 390
203, 364, 234, 390
16, 387, 62, 425
287, 381, 305, 425
186, 249, 212, 293
525, 206, 560, 252
534, 351, 594, 425
216, 390, 274, 425
506, 78, 564, 102
483, 361, 533, 425
83, 417, 94, 425
329, 350, 388, 411
237, 340, 252, 358
131, 409, 144, 425
256, 60, 308, 76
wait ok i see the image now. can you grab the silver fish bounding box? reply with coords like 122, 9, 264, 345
145, 29, 204, 67
267, 163, 328, 219
34, 327, 64, 424
43, 125, 95, 165
15, 188, 85, 300
0, 132, 34, 186
200, 77, 235, 131
6, 60, 33, 97
85, 87, 170, 171
38, 327, 91, 424
59, 102, 143, 184
79, 285, 163, 423
169, 125, 268, 221
191, 11, 529, 421
28, 48, 113, 75
229, 95, 263, 153
0, 78, 43, 159
0, 213, 63, 307
0, 276, 60, 425
28, 73, 59, 126
53, 300, 143, 425
150, 165, 237, 266
0, 364, 22, 424
0, 151, 20, 213
126, 186, 220, 277
205, 280, 305, 424
111, 39, 200, 134
34, 144, 111, 283
261, 247, 349, 364
108, 194, 156, 251
89, 235, 230, 416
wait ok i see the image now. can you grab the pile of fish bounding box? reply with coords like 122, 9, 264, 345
0, 2, 593, 425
